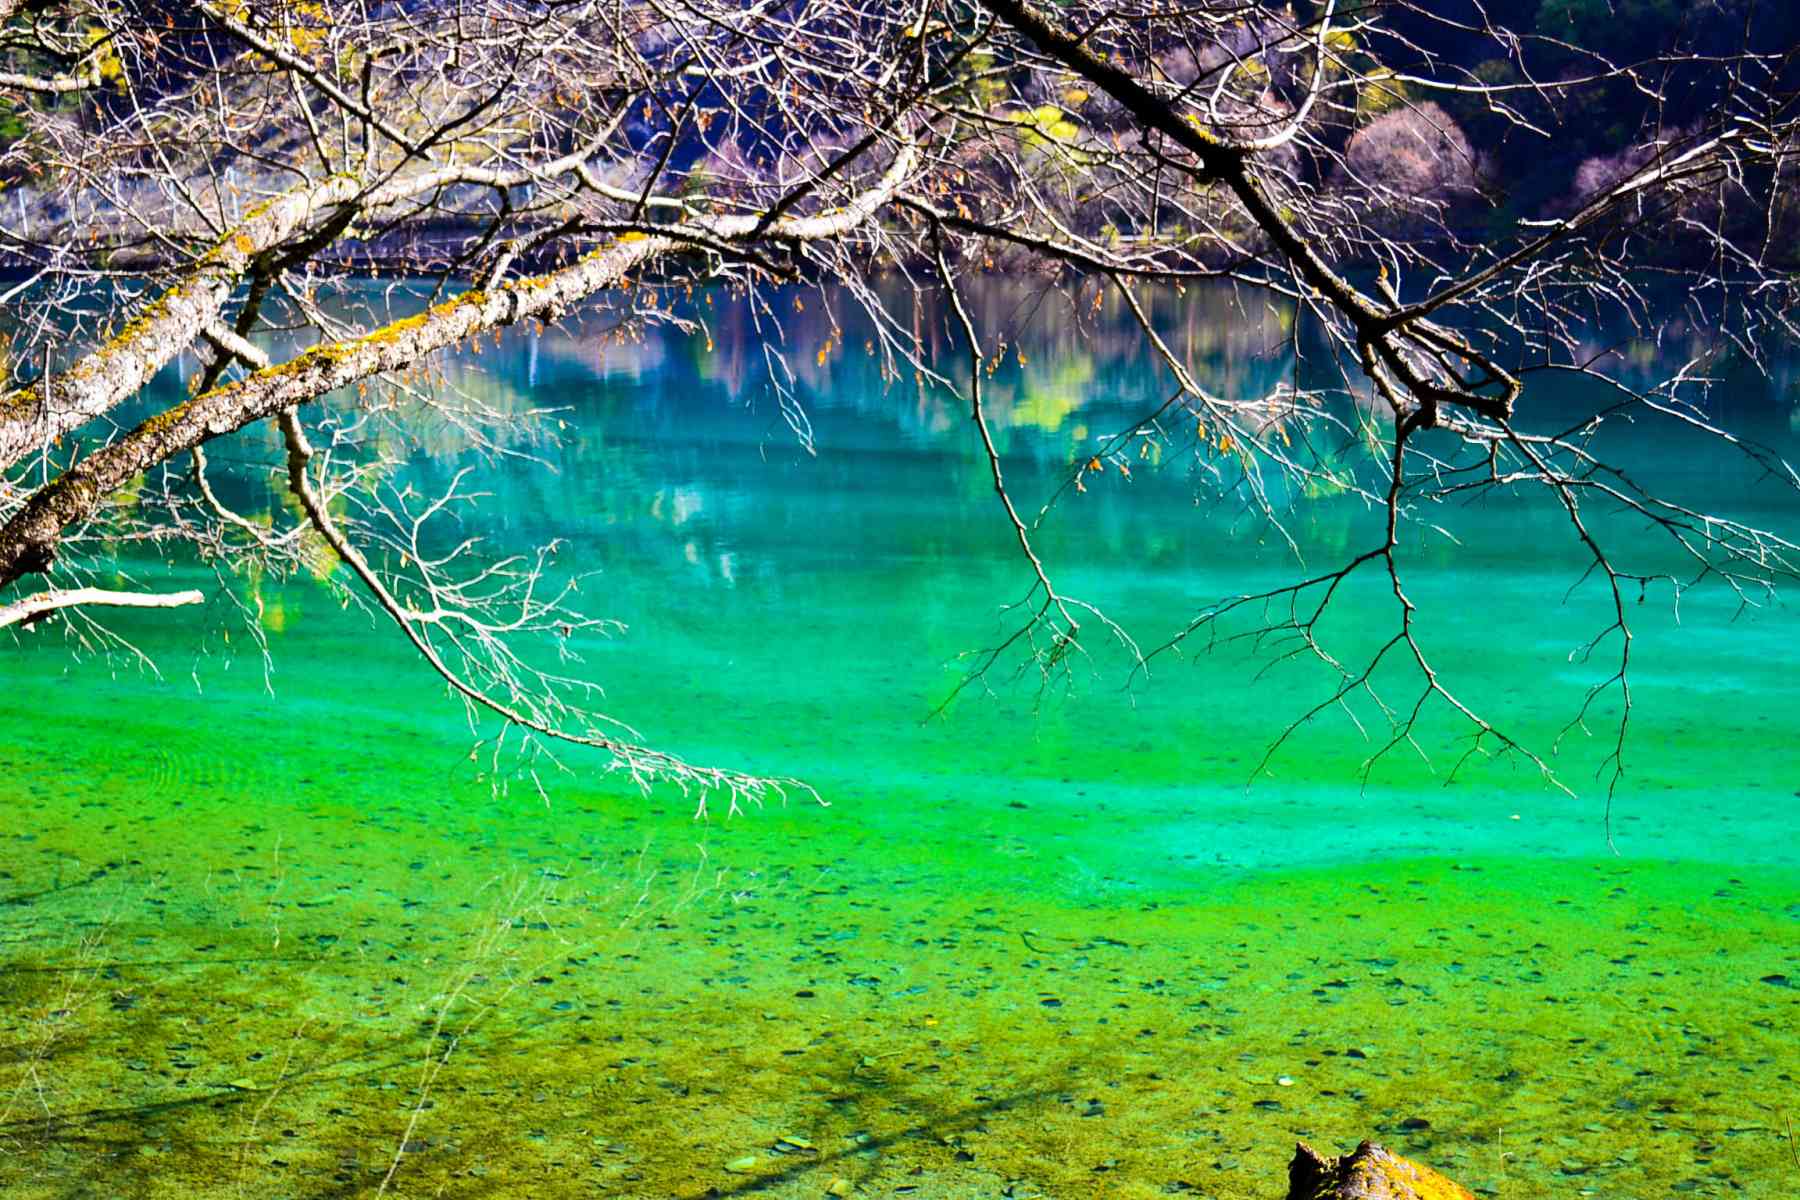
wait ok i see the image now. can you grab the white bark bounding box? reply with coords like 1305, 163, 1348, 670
0, 142, 917, 587
0, 586, 204, 630
0, 141, 643, 472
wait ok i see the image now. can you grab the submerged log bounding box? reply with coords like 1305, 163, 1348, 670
1287, 1140, 1475, 1200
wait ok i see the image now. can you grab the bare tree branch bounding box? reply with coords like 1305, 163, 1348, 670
0, 586, 204, 630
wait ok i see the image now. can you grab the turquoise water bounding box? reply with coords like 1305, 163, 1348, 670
3, 284, 1797, 1197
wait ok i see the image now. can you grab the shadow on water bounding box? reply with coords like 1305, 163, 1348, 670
0, 998, 577, 1188
4, 987, 1076, 1200
696, 1081, 1063, 1198
0, 867, 114, 909
0, 955, 326, 974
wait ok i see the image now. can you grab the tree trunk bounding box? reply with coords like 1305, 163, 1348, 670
1287, 1140, 1475, 1200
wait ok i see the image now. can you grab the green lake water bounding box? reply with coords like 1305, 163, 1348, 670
3, 284, 1797, 1198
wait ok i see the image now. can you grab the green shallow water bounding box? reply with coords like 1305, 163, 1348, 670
3, 285, 1797, 1198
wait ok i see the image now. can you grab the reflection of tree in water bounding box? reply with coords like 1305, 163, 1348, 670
605, 279, 1304, 462
386, 282, 1361, 657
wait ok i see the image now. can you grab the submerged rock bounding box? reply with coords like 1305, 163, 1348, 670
1287, 1140, 1473, 1200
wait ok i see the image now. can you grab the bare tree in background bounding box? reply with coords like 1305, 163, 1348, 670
2, 1, 1797, 816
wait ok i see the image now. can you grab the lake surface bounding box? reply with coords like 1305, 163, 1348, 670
3, 283, 1797, 1198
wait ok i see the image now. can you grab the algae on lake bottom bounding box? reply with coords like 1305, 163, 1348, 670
3, 769, 1795, 1198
